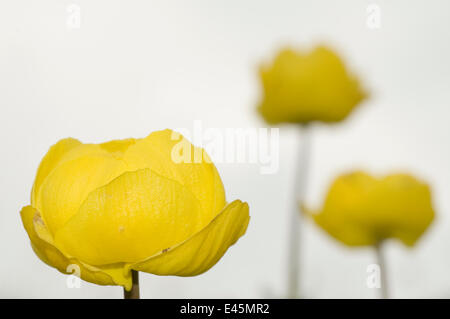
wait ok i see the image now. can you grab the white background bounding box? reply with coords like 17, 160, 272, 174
1, 0, 449, 298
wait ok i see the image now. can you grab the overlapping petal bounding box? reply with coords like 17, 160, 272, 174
123, 130, 226, 221
54, 168, 205, 265
37, 155, 128, 235
31, 138, 81, 206
20, 205, 131, 289
131, 200, 250, 276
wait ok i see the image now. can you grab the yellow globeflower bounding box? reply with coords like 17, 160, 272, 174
257, 46, 367, 124
20, 129, 250, 291
304, 171, 434, 247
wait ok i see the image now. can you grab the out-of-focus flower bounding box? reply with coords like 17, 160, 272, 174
20, 129, 250, 290
257, 46, 367, 124
303, 171, 434, 247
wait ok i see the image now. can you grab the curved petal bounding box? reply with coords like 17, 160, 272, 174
100, 138, 136, 156
37, 155, 127, 235
31, 138, 81, 206
32, 139, 127, 207
123, 129, 226, 221
20, 206, 131, 289
372, 174, 434, 246
130, 200, 250, 276
54, 168, 205, 265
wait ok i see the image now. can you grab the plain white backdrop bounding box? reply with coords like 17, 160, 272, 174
1, 0, 450, 298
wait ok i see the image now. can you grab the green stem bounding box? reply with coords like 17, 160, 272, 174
124, 270, 140, 299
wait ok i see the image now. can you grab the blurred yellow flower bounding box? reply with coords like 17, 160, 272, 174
257, 46, 367, 124
20, 129, 250, 290
304, 171, 434, 247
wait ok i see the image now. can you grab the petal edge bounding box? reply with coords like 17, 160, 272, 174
130, 200, 250, 276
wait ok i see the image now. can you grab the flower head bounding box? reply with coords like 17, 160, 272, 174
257, 46, 367, 124
304, 171, 434, 247
20, 129, 250, 290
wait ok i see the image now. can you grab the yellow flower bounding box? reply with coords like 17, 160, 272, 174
304, 171, 434, 247
257, 46, 367, 124
20, 129, 250, 290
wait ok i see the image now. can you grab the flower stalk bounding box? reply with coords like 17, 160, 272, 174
287, 125, 311, 298
124, 270, 140, 299
375, 242, 388, 299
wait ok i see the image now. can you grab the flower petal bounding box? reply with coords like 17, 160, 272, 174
37, 155, 127, 235
123, 129, 226, 221
54, 168, 205, 265
372, 174, 434, 246
32, 139, 127, 207
309, 172, 385, 245
99, 138, 136, 156
130, 200, 249, 276
31, 138, 81, 206
20, 206, 130, 288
